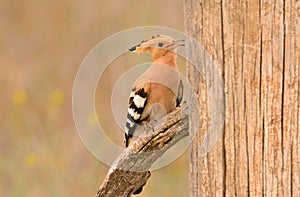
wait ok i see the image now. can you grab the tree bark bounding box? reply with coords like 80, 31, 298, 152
95, 103, 189, 197
184, 0, 300, 196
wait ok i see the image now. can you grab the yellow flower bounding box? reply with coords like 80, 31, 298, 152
50, 90, 64, 106
13, 90, 27, 105
25, 153, 37, 167
88, 112, 99, 125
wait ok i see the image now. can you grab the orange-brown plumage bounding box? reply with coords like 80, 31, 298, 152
125, 35, 184, 194
126, 35, 184, 146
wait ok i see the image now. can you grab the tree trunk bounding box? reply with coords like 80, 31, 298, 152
184, 0, 300, 196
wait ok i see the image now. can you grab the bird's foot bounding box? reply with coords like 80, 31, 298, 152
143, 120, 157, 134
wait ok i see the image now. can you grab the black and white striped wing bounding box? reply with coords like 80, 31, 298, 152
124, 87, 148, 147
176, 79, 183, 107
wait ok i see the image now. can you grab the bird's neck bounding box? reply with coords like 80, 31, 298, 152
152, 52, 177, 68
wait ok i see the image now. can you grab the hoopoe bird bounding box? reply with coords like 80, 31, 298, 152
125, 35, 184, 194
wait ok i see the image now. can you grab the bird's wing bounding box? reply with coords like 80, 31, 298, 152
176, 78, 183, 107
125, 85, 150, 147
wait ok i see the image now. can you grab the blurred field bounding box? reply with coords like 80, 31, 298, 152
0, 0, 188, 196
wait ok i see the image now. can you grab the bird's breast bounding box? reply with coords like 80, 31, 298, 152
134, 63, 181, 96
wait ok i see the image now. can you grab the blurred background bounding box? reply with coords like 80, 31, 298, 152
0, 0, 188, 196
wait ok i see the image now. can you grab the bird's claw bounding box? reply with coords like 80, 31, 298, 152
144, 120, 157, 134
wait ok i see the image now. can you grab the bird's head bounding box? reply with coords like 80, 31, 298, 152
128, 35, 185, 59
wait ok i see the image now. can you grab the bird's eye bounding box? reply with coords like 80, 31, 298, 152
158, 42, 163, 47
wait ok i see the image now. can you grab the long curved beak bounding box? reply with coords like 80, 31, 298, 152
166, 39, 185, 50
173, 39, 185, 47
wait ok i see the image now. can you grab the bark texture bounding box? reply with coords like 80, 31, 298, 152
184, 0, 300, 196
96, 103, 189, 197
